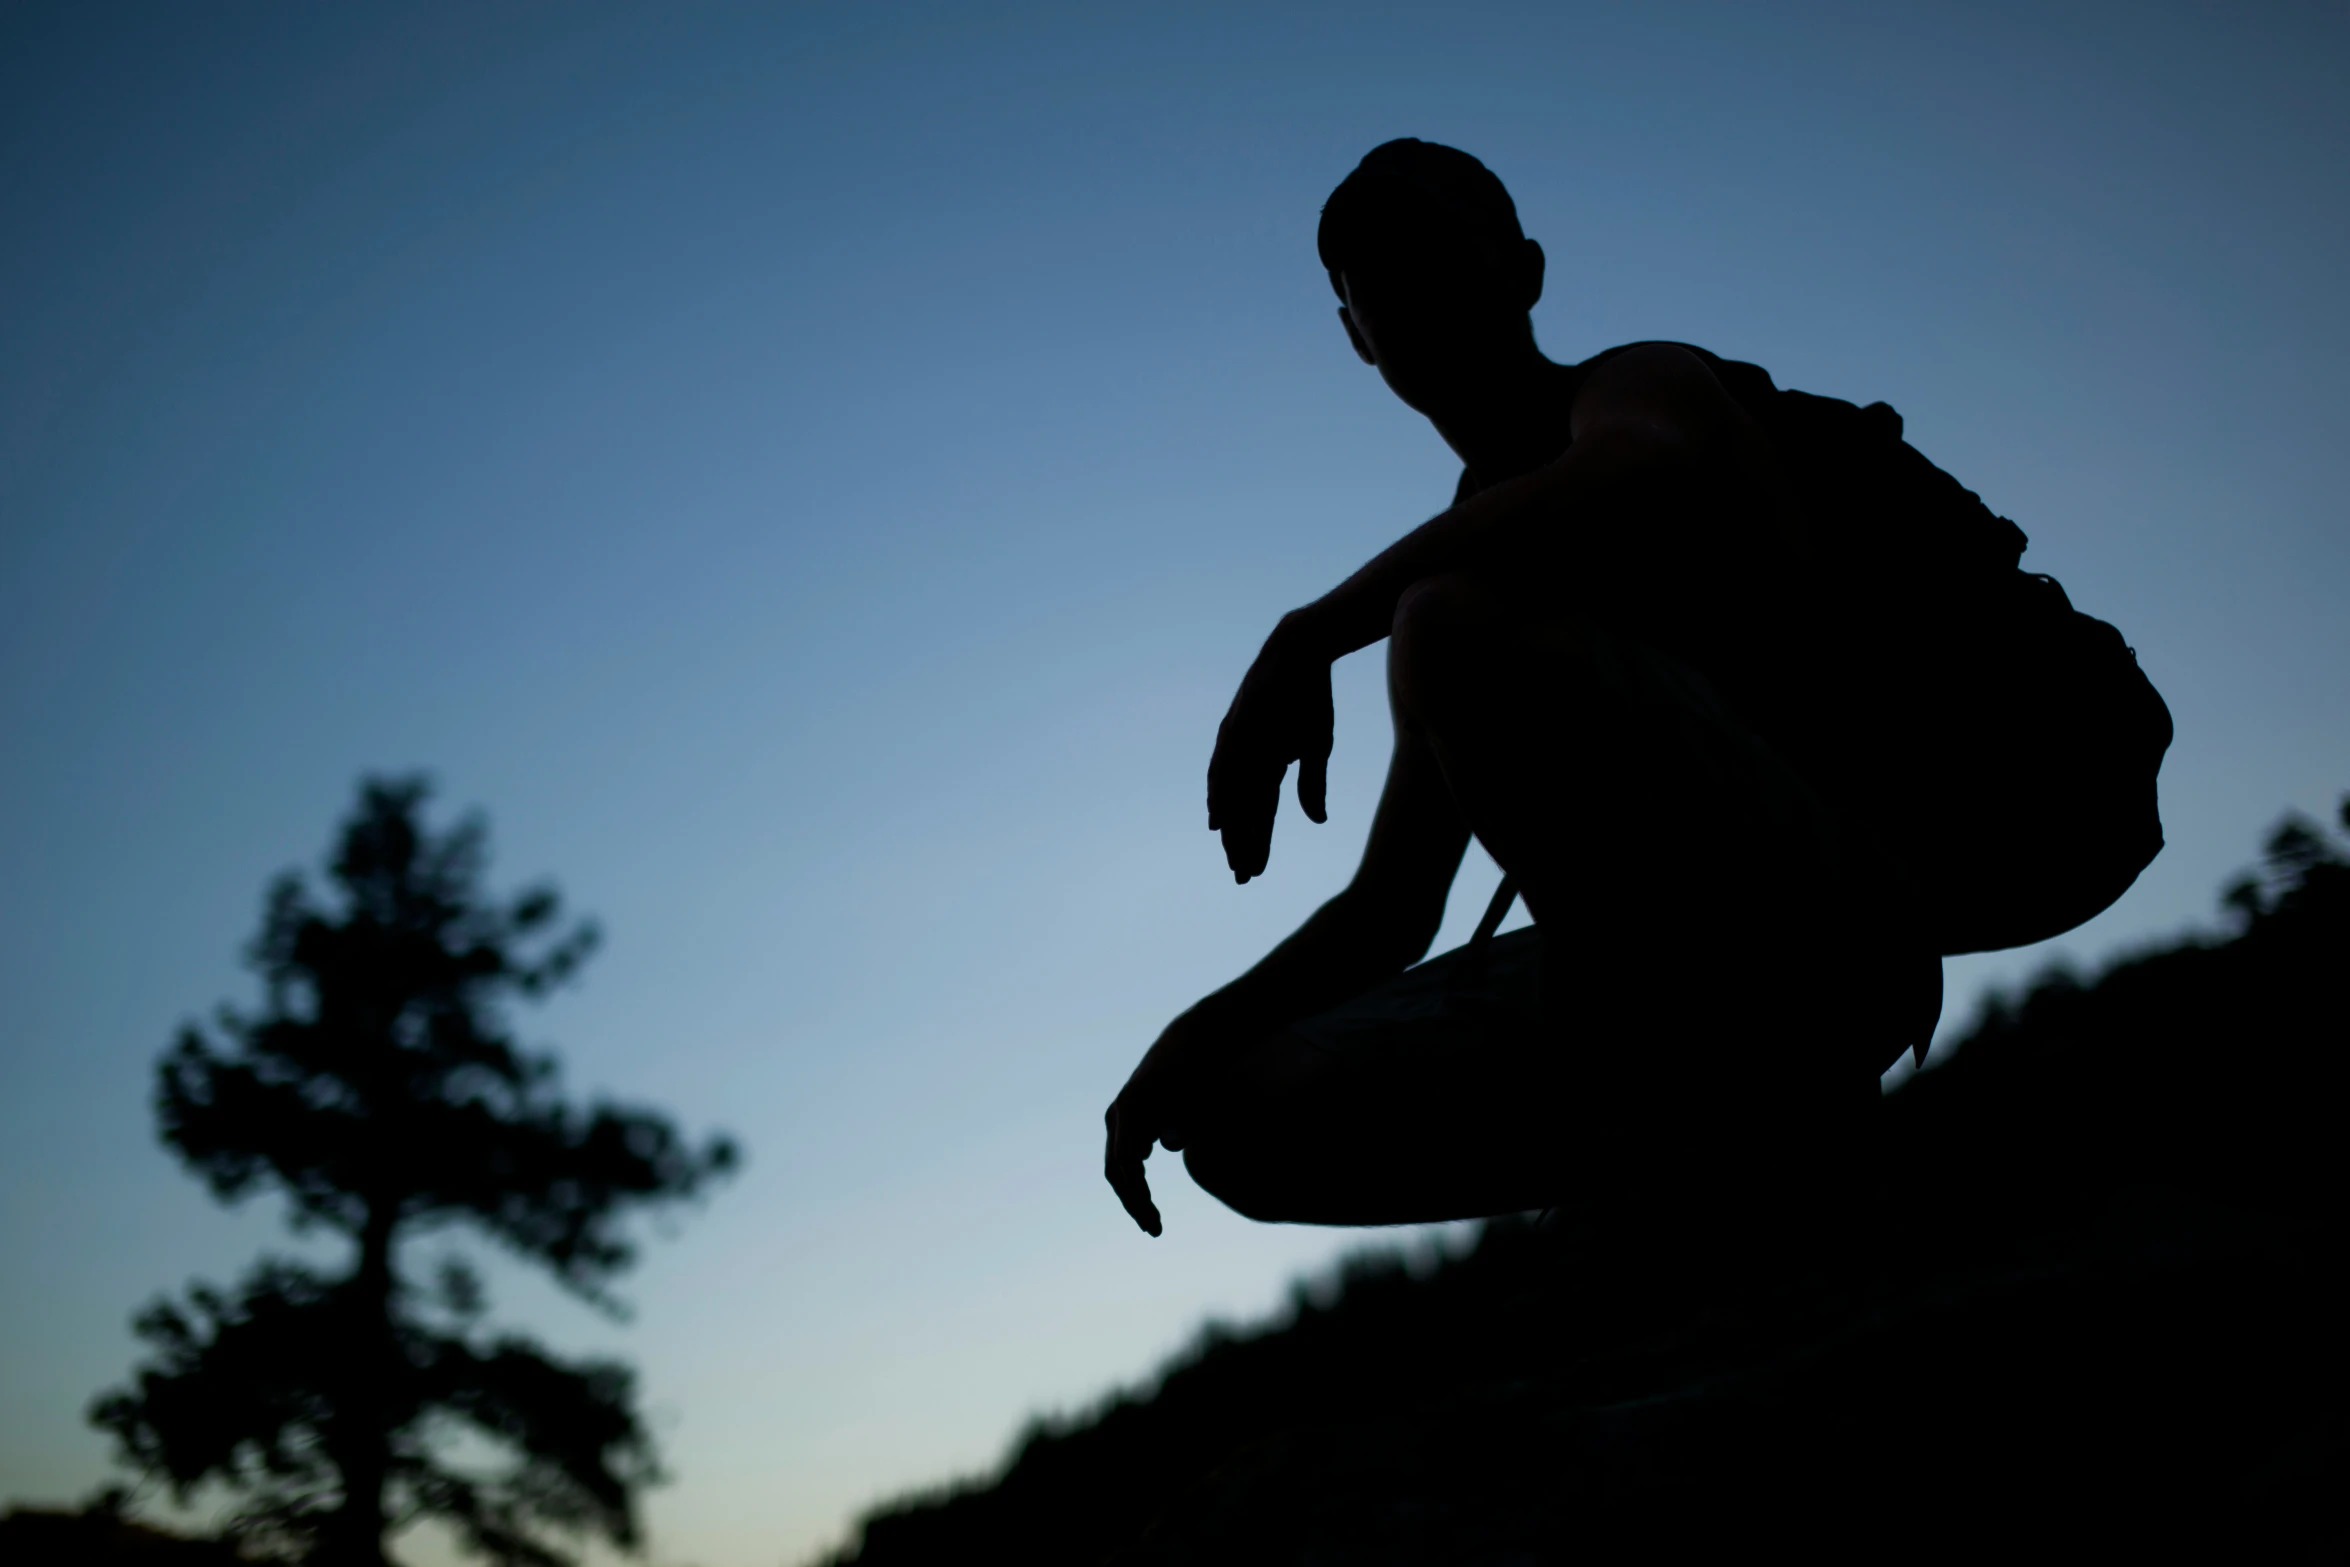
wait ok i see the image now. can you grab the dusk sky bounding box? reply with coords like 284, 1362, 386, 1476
4, 4, 2346, 1563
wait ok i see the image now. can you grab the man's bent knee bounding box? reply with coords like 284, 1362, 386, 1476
1181, 1140, 1297, 1225
1389, 571, 1512, 720
1390, 570, 1496, 654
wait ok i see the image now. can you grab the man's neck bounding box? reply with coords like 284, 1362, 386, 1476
1427, 352, 1580, 485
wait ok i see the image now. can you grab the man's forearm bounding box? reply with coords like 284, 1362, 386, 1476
1282, 422, 1687, 661
1187, 887, 1433, 1040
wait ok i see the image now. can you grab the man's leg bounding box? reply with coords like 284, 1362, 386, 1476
1182, 571, 1909, 1226
1181, 928, 1566, 1225
1389, 571, 1908, 1156
1387, 571, 1849, 969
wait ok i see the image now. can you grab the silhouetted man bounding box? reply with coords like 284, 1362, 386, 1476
1103, 141, 1953, 1236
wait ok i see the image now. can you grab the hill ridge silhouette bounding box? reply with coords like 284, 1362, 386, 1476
822, 798, 2349, 1564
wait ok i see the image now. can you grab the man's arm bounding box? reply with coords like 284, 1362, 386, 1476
1208, 343, 1744, 881
1297, 343, 1735, 660
1191, 719, 1472, 1034
1105, 721, 1472, 1234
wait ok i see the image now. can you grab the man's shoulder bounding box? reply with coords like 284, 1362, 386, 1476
1578, 340, 1776, 387
1574, 341, 1785, 425
1455, 343, 1779, 501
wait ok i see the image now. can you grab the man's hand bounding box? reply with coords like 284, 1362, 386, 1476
1104, 1007, 1233, 1236
1207, 618, 1335, 882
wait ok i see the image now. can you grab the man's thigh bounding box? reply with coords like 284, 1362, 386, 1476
1181, 930, 1570, 1226
1183, 584, 1921, 1228
1396, 576, 1869, 952
1178, 924, 1883, 1228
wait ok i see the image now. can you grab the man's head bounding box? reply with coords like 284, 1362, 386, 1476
1318, 140, 1546, 416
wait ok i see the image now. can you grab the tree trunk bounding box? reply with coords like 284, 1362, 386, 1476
318, 1203, 397, 1567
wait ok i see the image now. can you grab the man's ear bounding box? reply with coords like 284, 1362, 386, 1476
1339, 306, 1377, 366
1519, 239, 1546, 312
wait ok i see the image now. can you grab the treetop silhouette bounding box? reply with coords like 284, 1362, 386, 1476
93, 777, 736, 1567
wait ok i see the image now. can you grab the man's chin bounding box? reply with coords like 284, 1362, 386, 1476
1382, 367, 1500, 420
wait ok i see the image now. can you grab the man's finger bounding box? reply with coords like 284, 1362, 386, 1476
1218, 763, 1281, 882
1206, 737, 1264, 830
1112, 1161, 1162, 1237
1205, 727, 1232, 830
1297, 746, 1328, 825
1222, 813, 1273, 882
1103, 1101, 1163, 1236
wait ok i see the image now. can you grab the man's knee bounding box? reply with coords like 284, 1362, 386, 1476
1389, 571, 1509, 717
1181, 1139, 1296, 1224
1390, 570, 1493, 654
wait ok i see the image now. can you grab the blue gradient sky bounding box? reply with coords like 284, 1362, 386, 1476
4, 4, 2345, 1563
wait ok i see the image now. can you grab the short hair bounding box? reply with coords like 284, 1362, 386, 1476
1316, 139, 1524, 300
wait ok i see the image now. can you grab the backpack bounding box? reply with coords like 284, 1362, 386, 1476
1654, 345, 2175, 957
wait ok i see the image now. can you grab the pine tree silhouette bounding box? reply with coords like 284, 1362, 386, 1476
90, 778, 736, 1567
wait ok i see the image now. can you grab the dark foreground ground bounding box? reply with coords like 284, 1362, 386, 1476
826, 808, 2349, 1565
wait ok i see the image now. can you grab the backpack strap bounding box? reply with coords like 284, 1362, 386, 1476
1453, 873, 1520, 990
1471, 874, 1519, 951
